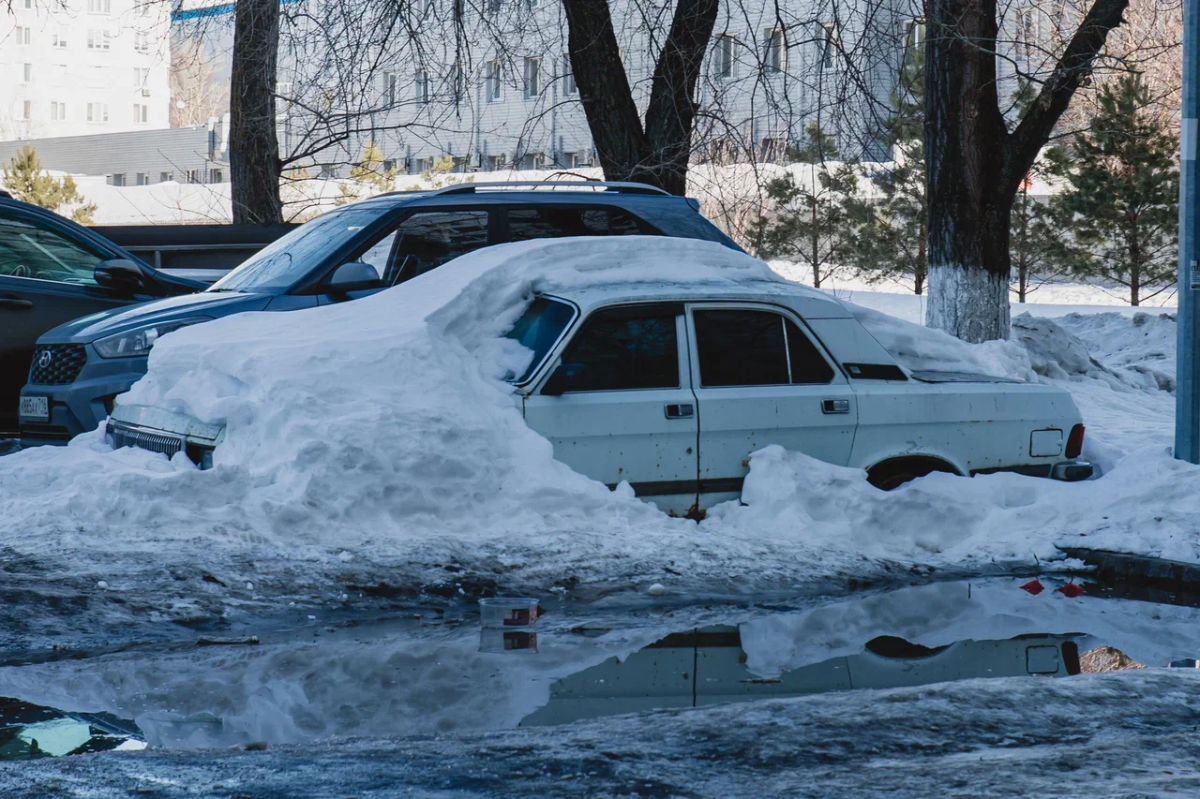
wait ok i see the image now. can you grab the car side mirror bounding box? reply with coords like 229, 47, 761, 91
327, 261, 383, 293
94, 259, 149, 294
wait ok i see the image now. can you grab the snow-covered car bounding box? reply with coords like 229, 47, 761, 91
105, 240, 1091, 517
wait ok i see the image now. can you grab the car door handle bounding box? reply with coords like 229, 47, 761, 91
0, 298, 33, 310
664, 403, 694, 419
822, 398, 850, 414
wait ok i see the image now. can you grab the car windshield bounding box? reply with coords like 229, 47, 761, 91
207, 206, 392, 293
504, 296, 576, 383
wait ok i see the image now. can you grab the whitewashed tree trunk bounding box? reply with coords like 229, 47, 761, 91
925, 264, 1011, 342
924, 0, 1128, 343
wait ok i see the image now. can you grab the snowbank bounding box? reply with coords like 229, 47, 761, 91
0, 238, 1196, 644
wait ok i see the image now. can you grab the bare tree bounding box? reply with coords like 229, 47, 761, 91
171, 36, 231, 128
923, 0, 1129, 342
563, 0, 719, 195
230, 0, 282, 224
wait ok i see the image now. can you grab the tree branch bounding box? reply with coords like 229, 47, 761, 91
1006, 0, 1130, 185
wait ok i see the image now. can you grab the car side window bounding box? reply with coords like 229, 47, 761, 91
381, 210, 490, 285
549, 305, 680, 393
507, 207, 653, 241
0, 212, 104, 286
785, 319, 835, 384
693, 309, 833, 387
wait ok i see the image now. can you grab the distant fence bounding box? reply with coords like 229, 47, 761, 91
91, 224, 299, 273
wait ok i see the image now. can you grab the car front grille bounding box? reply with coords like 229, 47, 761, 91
29, 344, 88, 385
106, 421, 184, 459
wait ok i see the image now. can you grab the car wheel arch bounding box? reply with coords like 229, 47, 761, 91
865, 455, 962, 491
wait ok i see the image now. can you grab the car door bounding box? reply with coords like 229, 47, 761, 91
522, 302, 701, 517
686, 304, 857, 508
0, 207, 142, 430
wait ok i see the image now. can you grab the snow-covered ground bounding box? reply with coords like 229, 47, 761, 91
0, 240, 1190, 652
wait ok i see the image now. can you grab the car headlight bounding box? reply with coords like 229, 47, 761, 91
93, 318, 211, 359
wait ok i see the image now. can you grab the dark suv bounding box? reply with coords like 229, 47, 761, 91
0, 196, 208, 434
20, 182, 741, 446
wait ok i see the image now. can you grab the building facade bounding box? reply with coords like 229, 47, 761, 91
0, 0, 171, 142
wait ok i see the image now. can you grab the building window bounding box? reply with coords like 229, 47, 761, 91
87, 30, 112, 51
23, 0, 32, 8
133, 67, 150, 87
22, 64, 31, 83
383, 71, 397, 105
135, 173, 149, 186
714, 34, 735, 79
486, 60, 502, 102
820, 24, 840, 71
53, 34, 67, 49
135, 33, 150, 53
187, 169, 200, 184
87, 102, 109, 122
111, 173, 126, 187
87, 0, 112, 13
15, 26, 30, 46
765, 29, 784, 73
133, 103, 148, 124
523, 56, 541, 99
19, 100, 30, 121
560, 55, 575, 95
209, 169, 223, 184
51, 102, 66, 121
450, 62, 465, 103
160, 171, 173, 183
486, 0, 502, 14
415, 69, 429, 105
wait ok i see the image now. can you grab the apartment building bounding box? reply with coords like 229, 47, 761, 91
0, 0, 170, 142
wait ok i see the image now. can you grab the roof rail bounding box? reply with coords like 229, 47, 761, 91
426, 180, 672, 197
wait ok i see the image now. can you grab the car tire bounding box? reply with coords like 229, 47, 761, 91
867, 459, 956, 491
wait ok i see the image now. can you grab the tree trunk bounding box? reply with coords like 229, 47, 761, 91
563, 0, 717, 195
230, 0, 283, 224
924, 0, 1128, 341
810, 202, 821, 288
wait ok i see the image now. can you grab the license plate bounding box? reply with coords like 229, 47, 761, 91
19, 396, 48, 422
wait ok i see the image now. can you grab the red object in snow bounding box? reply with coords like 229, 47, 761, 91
1058, 583, 1085, 598
1020, 579, 1045, 595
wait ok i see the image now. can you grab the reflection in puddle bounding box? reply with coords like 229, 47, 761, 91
521, 627, 1081, 726
1, 577, 1198, 755
0, 697, 144, 760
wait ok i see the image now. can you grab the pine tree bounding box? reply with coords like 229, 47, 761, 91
335, 141, 399, 206
845, 46, 927, 294
2, 145, 97, 224
1045, 75, 1178, 306
753, 124, 859, 289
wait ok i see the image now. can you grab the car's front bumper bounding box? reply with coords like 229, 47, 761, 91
19, 349, 149, 447
105, 404, 224, 467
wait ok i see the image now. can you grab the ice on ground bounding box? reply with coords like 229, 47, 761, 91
0, 238, 1196, 645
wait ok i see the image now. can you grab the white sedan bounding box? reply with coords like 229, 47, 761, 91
106, 271, 1090, 518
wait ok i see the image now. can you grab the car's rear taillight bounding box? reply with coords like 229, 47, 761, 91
1065, 424, 1085, 459
1062, 640, 1082, 675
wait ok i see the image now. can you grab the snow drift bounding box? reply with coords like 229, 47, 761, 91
0, 237, 1196, 641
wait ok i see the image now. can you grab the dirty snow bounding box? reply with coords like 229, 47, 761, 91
0, 237, 1195, 648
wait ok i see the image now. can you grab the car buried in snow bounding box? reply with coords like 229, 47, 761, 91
105, 265, 1092, 516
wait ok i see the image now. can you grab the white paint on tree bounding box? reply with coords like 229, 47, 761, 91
925, 263, 1011, 343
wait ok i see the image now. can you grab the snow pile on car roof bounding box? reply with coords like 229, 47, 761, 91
0, 235, 1196, 643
